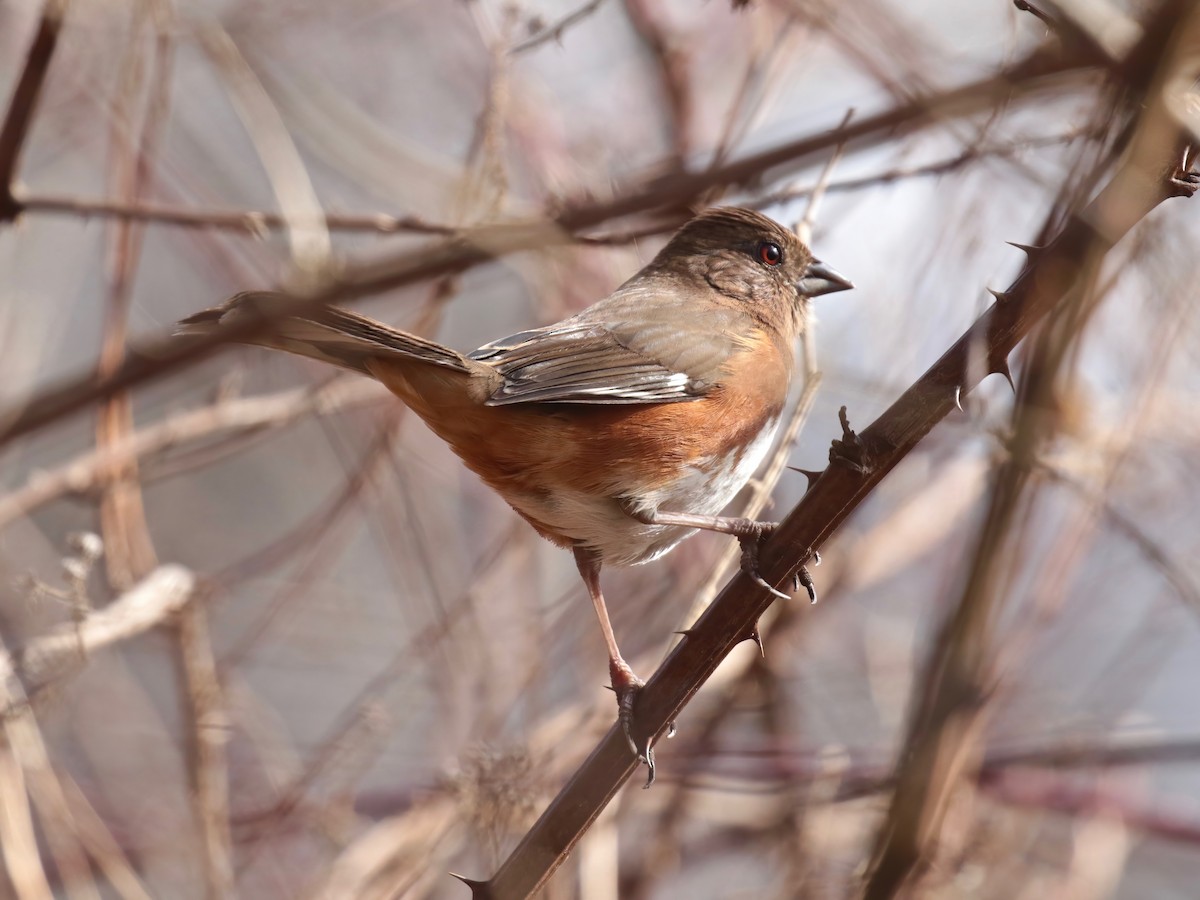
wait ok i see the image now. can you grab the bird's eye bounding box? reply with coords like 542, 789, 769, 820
757, 241, 783, 266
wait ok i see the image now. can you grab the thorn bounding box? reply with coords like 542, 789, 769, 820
673, 628, 696, 638
666, 720, 677, 739
449, 873, 495, 899
1005, 240, 1042, 256
741, 623, 765, 656
953, 385, 963, 411
986, 287, 1011, 302
786, 466, 824, 489
812, 549, 821, 566
991, 358, 1016, 393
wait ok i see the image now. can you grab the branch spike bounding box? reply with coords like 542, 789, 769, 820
741, 622, 765, 656
991, 358, 1016, 392
786, 466, 824, 489
986, 287, 1011, 302
449, 873, 496, 899
1005, 240, 1043, 256
953, 385, 963, 411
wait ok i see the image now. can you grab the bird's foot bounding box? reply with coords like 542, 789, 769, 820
610, 659, 658, 788
829, 406, 872, 474
737, 522, 790, 601
1169, 167, 1200, 198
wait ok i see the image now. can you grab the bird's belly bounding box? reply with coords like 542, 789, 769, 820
509, 416, 780, 567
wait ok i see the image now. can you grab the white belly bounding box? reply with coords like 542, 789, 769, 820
510, 417, 780, 567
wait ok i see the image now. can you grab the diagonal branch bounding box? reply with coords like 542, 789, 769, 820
0, 0, 68, 224
474, 14, 1197, 900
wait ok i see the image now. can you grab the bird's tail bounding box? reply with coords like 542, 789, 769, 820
177, 291, 470, 377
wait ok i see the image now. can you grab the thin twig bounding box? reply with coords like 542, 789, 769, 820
0, 0, 68, 223
12, 192, 458, 235
175, 599, 235, 900
95, 0, 173, 589
0, 377, 380, 532
624, 0, 692, 165
509, 0, 606, 54
199, 25, 331, 277
751, 128, 1097, 208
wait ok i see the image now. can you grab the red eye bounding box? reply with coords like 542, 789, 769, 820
758, 241, 783, 266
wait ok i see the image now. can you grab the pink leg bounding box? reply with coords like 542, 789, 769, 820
573, 546, 658, 786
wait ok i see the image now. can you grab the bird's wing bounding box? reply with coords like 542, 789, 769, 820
469, 287, 745, 406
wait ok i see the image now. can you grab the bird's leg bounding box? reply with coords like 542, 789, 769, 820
630, 509, 818, 604
573, 546, 657, 787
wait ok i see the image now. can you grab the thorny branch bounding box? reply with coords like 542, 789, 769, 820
473, 6, 1199, 897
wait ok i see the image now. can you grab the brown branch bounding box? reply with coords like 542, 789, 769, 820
624, 0, 693, 165
12, 192, 458, 235
0, 0, 67, 224
57, 776, 153, 900
750, 128, 1099, 208
474, 22, 1194, 900
1034, 460, 1200, 616
0, 377, 381, 532
0, 45, 1095, 450
175, 599, 234, 900
95, 5, 173, 590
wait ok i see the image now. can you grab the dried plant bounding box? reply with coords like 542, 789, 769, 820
2, 0, 1200, 898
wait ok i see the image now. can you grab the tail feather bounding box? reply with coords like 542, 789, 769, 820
178, 291, 470, 377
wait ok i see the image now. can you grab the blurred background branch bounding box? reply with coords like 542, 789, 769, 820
2, 0, 1199, 897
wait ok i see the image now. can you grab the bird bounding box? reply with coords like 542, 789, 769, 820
179, 206, 851, 784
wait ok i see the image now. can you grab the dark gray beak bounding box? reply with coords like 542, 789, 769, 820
797, 260, 853, 297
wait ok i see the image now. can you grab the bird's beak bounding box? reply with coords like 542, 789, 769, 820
797, 259, 853, 297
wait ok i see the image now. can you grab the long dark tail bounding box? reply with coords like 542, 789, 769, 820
178, 291, 470, 377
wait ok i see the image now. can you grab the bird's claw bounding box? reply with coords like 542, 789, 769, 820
1169, 168, 1200, 198
738, 524, 789, 601
793, 565, 818, 604
611, 663, 657, 787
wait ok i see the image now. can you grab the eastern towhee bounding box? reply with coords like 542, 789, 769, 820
180, 206, 852, 783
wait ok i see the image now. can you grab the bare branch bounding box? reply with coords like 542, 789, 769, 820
510, 0, 607, 54
4, 565, 196, 707
13, 192, 458, 235
0, 0, 68, 223
175, 601, 234, 900
0, 45, 1096, 449
0, 377, 380, 532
